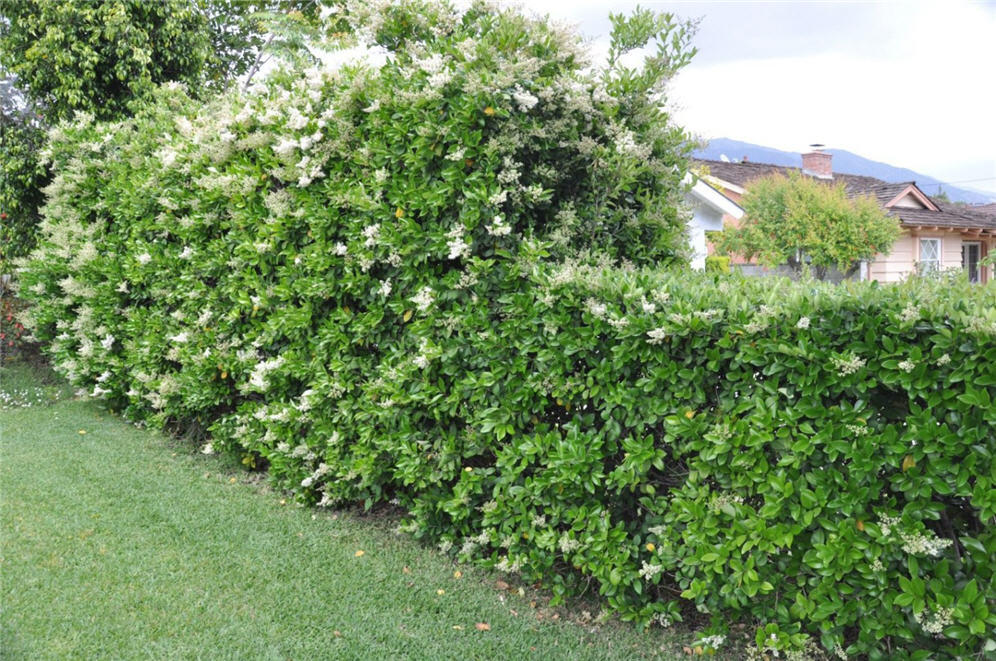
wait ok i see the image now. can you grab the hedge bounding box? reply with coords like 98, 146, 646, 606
16, 1, 996, 658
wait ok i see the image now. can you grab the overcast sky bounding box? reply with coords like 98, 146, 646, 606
519, 0, 996, 196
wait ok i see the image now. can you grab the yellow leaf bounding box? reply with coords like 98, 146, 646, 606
902, 455, 916, 472
646, 543, 656, 552
437, 589, 445, 595
354, 550, 365, 557
229, 477, 236, 484
475, 622, 491, 631
856, 519, 865, 531
483, 106, 495, 116
685, 410, 695, 419
78, 430, 87, 435
453, 570, 462, 579
452, 625, 464, 630
395, 207, 404, 219
403, 309, 413, 322
220, 371, 227, 380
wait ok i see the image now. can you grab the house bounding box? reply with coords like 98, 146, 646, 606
696, 149, 996, 283
683, 173, 744, 270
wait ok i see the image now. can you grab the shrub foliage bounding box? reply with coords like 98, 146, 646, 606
16, 2, 995, 658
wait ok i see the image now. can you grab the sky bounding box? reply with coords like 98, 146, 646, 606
517, 0, 996, 196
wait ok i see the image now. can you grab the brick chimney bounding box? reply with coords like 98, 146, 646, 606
801, 144, 832, 179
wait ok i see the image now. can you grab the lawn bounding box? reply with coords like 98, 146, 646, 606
0, 361, 696, 660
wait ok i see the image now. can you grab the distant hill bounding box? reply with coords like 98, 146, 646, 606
694, 138, 996, 205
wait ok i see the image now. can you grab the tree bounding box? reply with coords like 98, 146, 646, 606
713, 171, 901, 279
0, 1, 321, 266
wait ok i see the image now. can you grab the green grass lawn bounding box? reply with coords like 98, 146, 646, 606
0, 361, 695, 660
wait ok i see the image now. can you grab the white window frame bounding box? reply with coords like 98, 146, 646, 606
918, 237, 941, 275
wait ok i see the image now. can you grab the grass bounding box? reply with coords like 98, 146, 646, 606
0, 361, 698, 660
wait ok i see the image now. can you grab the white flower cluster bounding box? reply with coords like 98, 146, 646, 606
697, 635, 726, 649
913, 606, 953, 635
935, 353, 951, 366
446, 226, 471, 260
410, 286, 435, 312
639, 561, 663, 580
646, 327, 668, 345
796, 316, 811, 330
495, 556, 523, 574
558, 534, 581, 554
831, 354, 866, 376
486, 215, 512, 236
897, 529, 953, 557
897, 359, 916, 373
511, 85, 539, 112
300, 462, 331, 488
246, 355, 285, 392
899, 304, 920, 323
585, 298, 607, 319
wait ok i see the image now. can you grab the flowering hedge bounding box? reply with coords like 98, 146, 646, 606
16, 1, 996, 658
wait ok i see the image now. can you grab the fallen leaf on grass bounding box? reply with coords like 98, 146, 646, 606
402, 566, 411, 574
452, 625, 464, 630
475, 623, 490, 631
495, 580, 509, 590
436, 589, 445, 595
354, 550, 365, 557
333, 630, 342, 638
78, 430, 87, 435
229, 477, 237, 484
453, 570, 462, 579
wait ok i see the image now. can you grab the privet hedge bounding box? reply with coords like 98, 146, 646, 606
16, 2, 996, 658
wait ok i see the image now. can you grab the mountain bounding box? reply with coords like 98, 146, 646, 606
694, 138, 996, 205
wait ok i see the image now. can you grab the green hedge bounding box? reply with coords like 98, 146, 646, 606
16, 2, 996, 658
705, 255, 730, 273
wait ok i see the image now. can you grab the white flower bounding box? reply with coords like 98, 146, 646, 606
413, 354, 430, 369
136, 252, 152, 265
378, 279, 392, 297
899, 304, 920, 323
200, 443, 215, 455
334, 242, 348, 256
796, 316, 810, 329
898, 359, 916, 373
100, 335, 115, 350
362, 224, 380, 248
286, 107, 308, 130
585, 298, 607, 319
831, 354, 865, 376
363, 99, 381, 113
512, 86, 539, 111
169, 332, 189, 344
936, 353, 951, 366
445, 147, 466, 161
410, 286, 434, 312
639, 561, 663, 580
179, 245, 194, 259
274, 138, 297, 157
447, 235, 470, 260
647, 327, 668, 345
486, 215, 512, 236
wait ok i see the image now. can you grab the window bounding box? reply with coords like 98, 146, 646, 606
918, 238, 941, 275
962, 242, 981, 283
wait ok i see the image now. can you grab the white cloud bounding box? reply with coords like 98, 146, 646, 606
521, 0, 996, 194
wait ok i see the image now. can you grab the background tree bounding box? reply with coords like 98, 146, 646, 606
713, 171, 901, 279
0, 0, 323, 268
